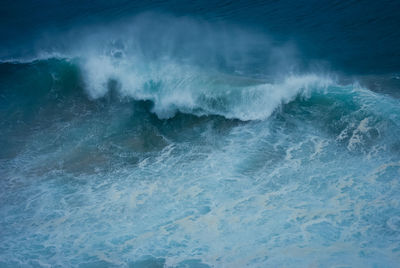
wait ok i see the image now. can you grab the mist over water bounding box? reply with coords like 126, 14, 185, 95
1, 3, 400, 268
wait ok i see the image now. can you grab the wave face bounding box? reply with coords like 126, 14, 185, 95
1, 11, 400, 268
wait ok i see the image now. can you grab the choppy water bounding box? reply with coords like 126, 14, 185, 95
1, 2, 400, 267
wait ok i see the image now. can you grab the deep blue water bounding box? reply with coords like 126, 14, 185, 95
1, 1, 400, 267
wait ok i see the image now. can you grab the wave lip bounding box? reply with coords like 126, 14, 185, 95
82, 55, 332, 121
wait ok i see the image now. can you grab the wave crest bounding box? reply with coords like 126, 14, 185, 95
82, 55, 332, 120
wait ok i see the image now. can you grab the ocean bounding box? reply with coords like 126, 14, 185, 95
1, 1, 400, 267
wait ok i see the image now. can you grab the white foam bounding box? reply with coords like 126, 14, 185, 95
81, 54, 332, 120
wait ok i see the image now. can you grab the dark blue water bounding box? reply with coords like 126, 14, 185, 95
1, 1, 400, 267
2, 0, 400, 74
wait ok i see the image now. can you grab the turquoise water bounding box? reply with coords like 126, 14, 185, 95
1, 5, 400, 268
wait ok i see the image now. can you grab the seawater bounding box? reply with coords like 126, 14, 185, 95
1, 3, 400, 268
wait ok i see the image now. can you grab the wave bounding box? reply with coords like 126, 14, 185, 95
81, 54, 332, 120
0, 13, 397, 124
3, 55, 399, 125
4, 55, 400, 160
3, 56, 400, 161
0, 56, 331, 121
